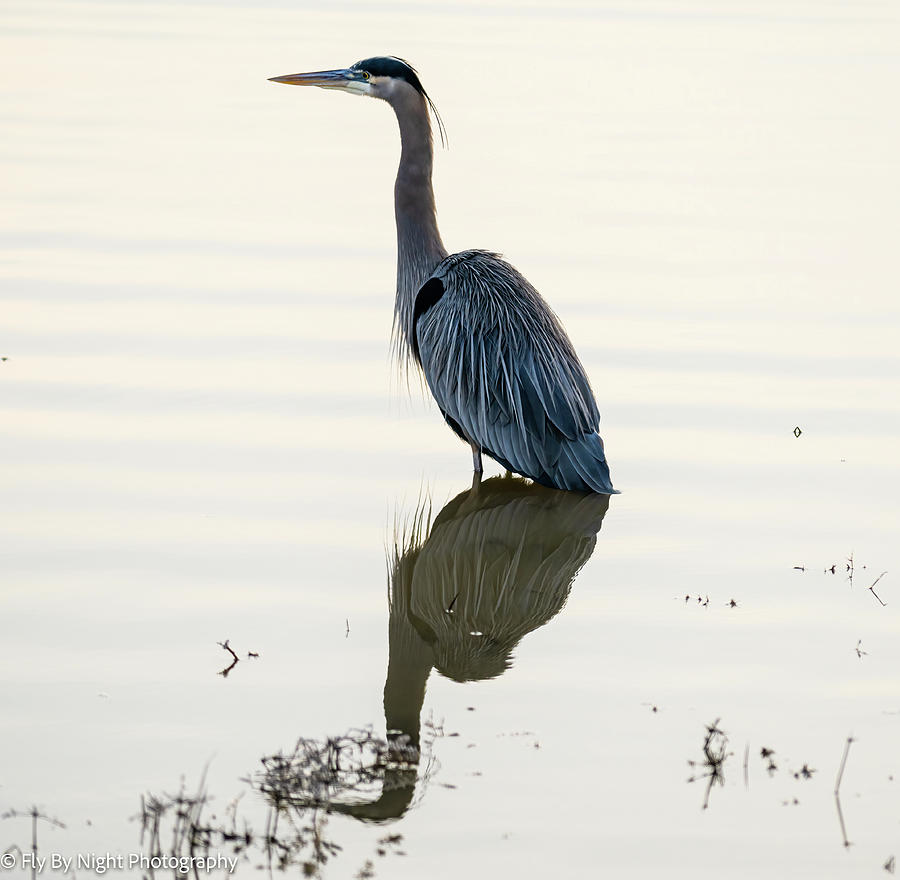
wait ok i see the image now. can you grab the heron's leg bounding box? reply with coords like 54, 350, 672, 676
470, 442, 483, 474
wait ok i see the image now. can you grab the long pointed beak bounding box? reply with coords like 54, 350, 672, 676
268, 68, 358, 89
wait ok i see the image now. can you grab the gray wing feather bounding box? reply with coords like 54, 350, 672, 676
415, 250, 616, 494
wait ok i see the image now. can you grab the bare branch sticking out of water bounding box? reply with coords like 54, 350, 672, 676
216, 640, 259, 677
834, 736, 853, 795
217, 640, 239, 677
834, 736, 854, 848
869, 572, 888, 607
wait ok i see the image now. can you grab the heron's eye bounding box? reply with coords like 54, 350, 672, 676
361, 71, 370, 81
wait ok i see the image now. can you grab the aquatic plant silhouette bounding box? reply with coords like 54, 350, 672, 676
137, 725, 429, 878
1, 807, 66, 880
687, 719, 731, 809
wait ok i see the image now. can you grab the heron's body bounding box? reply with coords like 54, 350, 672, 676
270, 56, 617, 494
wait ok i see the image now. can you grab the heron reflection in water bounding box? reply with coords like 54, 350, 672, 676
332, 475, 610, 822
137, 480, 610, 871
269, 57, 617, 494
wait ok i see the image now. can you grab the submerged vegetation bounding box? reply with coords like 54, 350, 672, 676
136, 721, 443, 878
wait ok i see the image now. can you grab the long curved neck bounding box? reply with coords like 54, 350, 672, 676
388, 88, 448, 359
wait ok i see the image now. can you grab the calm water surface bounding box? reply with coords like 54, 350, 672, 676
2, 1, 899, 877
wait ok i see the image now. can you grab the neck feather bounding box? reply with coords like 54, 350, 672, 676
388, 87, 447, 361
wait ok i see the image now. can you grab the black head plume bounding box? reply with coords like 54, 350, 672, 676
351, 56, 448, 148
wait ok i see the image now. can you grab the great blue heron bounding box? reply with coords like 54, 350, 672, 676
269, 56, 617, 494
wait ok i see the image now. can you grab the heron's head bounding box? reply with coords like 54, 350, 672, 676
269, 56, 446, 144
